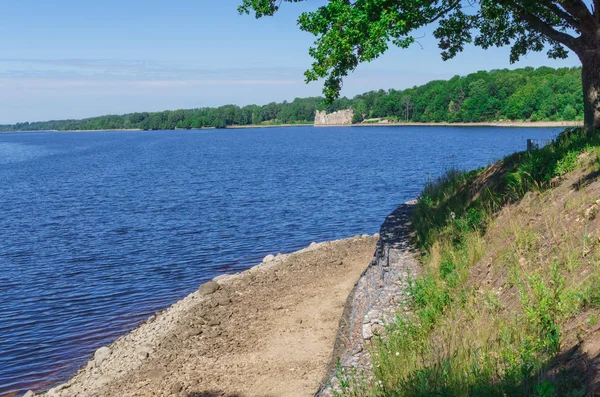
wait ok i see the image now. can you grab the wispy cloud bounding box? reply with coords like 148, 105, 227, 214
0, 58, 307, 83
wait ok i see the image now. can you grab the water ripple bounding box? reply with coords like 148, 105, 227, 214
0, 126, 559, 396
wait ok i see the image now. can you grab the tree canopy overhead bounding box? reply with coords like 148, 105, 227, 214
239, 0, 600, 128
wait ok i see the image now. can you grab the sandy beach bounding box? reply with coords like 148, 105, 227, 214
35, 236, 378, 397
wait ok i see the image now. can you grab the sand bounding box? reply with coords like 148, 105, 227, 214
37, 236, 378, 397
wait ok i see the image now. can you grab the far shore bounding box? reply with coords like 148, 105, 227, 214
0, 120, 582, 134
318, 120, 583, 128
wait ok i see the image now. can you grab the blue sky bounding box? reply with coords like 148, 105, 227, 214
0, 0, 582, 124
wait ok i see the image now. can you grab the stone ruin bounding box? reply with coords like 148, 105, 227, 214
314, 109, 354, 126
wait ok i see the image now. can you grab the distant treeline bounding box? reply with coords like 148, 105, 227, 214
0, 66, 584, 131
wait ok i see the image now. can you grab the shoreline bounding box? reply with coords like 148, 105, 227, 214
34, 235, 378, 397
317, 120, 582, 128
0, 124, 313, 133
0, 120, 582, 134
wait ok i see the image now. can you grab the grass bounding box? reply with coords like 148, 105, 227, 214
336, 128, 600, 396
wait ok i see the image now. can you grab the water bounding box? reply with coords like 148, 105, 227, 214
0, 126, 559, 396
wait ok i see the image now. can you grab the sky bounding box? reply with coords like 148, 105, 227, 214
0, 0, 583, 124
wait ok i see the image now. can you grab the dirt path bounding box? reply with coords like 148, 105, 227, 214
38, 236, 377, 397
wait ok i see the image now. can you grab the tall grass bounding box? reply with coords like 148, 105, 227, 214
356, 128, 600, 397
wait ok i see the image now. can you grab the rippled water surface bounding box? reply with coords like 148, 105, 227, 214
0, 126, 560, 395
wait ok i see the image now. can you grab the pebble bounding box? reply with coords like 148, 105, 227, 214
47, 384, 69, 396
199, 281, 221, 296
372, 324, 385, 336
93, 346, 111, 365
185, 327, 203, 337
93, 375, 112, 388
23, 391, 35, 397
170, 382, 183, 393
263, 254, 276, 263
147, 368, 166, 380
216, 297, 231, 306
208, 319, 221, 326
213, 273, 232, 283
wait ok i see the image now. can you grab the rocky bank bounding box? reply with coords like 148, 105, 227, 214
31, 236, 378, 397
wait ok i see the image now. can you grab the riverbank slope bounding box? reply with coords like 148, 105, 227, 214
334, 127, 600, 395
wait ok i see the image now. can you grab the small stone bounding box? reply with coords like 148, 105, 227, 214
94, 346, 111, 365
47, 383, 69, 395
147, 315, 156, 323
147, 368, 166, 380
208, 319, 221, 326
374, 233, 380, 239
137, 350, 149, 360
212, 273, 232, 283
372, 324, 385, 336
196, 309, 207, 317
199, 281, 220, 296
93, 375, 112, 388
362, 234, 369, 238
23, 391, 35, 397
263, 254, 276, 263
185, 327, 203, 337
216, 297, 231, 306
171, 382, 183, 393
309, 242, 318, 248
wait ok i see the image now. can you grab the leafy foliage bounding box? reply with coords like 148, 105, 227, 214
238, 0, 594, 101
0, 67, 585, 131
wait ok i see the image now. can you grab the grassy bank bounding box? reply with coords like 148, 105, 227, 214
338, 128, 600, 396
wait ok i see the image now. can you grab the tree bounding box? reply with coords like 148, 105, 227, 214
239, 0, 600, 128
401, 95, 413, 121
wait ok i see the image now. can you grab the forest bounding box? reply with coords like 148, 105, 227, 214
0, 66, 584, 131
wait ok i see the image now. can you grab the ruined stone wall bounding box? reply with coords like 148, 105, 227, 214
314, 109, 354, 126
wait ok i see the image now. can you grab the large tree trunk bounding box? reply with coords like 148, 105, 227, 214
579, 50, 600, 129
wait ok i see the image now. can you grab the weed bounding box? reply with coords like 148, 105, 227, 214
346, 128, 600, 397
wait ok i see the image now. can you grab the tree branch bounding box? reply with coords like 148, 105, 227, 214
496, 0, 579, 49
557, 0, 597, 29
518, 9, 579, 49
546, 3, 581, 30
594, 0, 600, 22
428, 0, 462, 23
